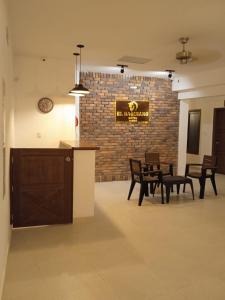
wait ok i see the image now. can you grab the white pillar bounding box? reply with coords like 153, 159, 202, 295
177, 100, 189, 175
75, 95, 80, 140
74, 68, 80, 140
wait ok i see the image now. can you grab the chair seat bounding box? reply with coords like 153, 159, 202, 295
143, 175, 159, 182
144, 167, 171, 176
149, 168, 170, 176
187, 172, 201, 178
161, 171, 171, 176
187, 172, 212, 178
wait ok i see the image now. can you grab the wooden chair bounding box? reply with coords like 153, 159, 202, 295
127, 159, 163, 206
145, 152, 173, 176
184, 155, 217, 199
145, 152, 174, 193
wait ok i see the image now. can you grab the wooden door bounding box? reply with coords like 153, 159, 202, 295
213, 108, 225, 174
11, 149, 73, 228
187, 110, 201, 154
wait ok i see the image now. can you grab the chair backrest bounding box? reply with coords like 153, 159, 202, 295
129, 159, 142, 182
145, 152, 160, 164
202, 155, 217, 169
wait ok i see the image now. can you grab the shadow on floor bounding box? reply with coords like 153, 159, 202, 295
10, 203, 126, 252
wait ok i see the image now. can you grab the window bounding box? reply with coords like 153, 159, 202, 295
187, 110, 201, 154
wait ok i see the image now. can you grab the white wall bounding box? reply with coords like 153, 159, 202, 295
173, 66, 225, 168
14, 56, 76, 147
0, 0, 15, 297
173, 67, 225, 100
186, 96, 224, 163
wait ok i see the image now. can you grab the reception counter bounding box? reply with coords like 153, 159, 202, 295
60, 140, 100, 218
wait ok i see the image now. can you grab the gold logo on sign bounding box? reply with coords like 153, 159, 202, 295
128, 101, 138, 112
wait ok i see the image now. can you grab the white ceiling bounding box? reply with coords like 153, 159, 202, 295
8, 0, 225, 76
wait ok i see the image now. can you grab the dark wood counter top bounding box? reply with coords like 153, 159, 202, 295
60, 140, 100, 150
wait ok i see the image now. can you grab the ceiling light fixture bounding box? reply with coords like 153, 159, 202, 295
117, 64, 128, 74
69, 44, 90, 95
176, 37, 192, 64
68, 52, 84, 97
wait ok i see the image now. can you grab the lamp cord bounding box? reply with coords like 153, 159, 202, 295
77, 44, 85, 84
80, 47, 82, 80
75, 55, 77, 84
73, 53, 80, 85
74, 53, 77, 84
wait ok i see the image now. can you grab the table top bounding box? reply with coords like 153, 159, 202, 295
60, 140, 100, 151
162, 176, 192, 183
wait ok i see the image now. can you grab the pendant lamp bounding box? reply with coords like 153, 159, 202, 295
68, 53, 84, 97
70, 44, 90, 95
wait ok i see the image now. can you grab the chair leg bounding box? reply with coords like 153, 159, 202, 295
138, 183, 145, 206
152, 182, 157, 197
210, 175, 218, 196
161, 183, 164, 204
128, 180, 136, 200
149, 182, 154, 194
183, 183, 186, 192
189, 181, 195, 200
199, 177, 206, 199
177, 184, 180, 194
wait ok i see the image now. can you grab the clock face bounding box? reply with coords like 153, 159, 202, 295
38, 97, 54, 113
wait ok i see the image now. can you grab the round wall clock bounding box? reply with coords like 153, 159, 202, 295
37, 97, 54, 113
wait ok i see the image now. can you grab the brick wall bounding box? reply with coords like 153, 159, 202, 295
80, 72, 179, 182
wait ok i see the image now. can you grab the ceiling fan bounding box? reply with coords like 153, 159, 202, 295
176, 37, 193, 64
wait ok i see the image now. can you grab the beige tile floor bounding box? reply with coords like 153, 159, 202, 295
2, 175, 225, 300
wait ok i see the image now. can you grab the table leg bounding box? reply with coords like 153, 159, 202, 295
166, 185, 171, 203
177, 184, 180, 194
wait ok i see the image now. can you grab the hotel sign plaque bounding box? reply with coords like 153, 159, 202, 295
116, 100, 149, 123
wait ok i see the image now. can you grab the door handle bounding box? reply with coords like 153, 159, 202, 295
65, 156, 71, 162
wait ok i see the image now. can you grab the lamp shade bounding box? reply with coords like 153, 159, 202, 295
68, 85, 85, 97
70, 83, 90, 95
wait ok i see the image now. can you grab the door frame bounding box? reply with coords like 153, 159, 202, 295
187, 109, 201, 155
212, 107, 225, 155
212, 107, 225, 174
